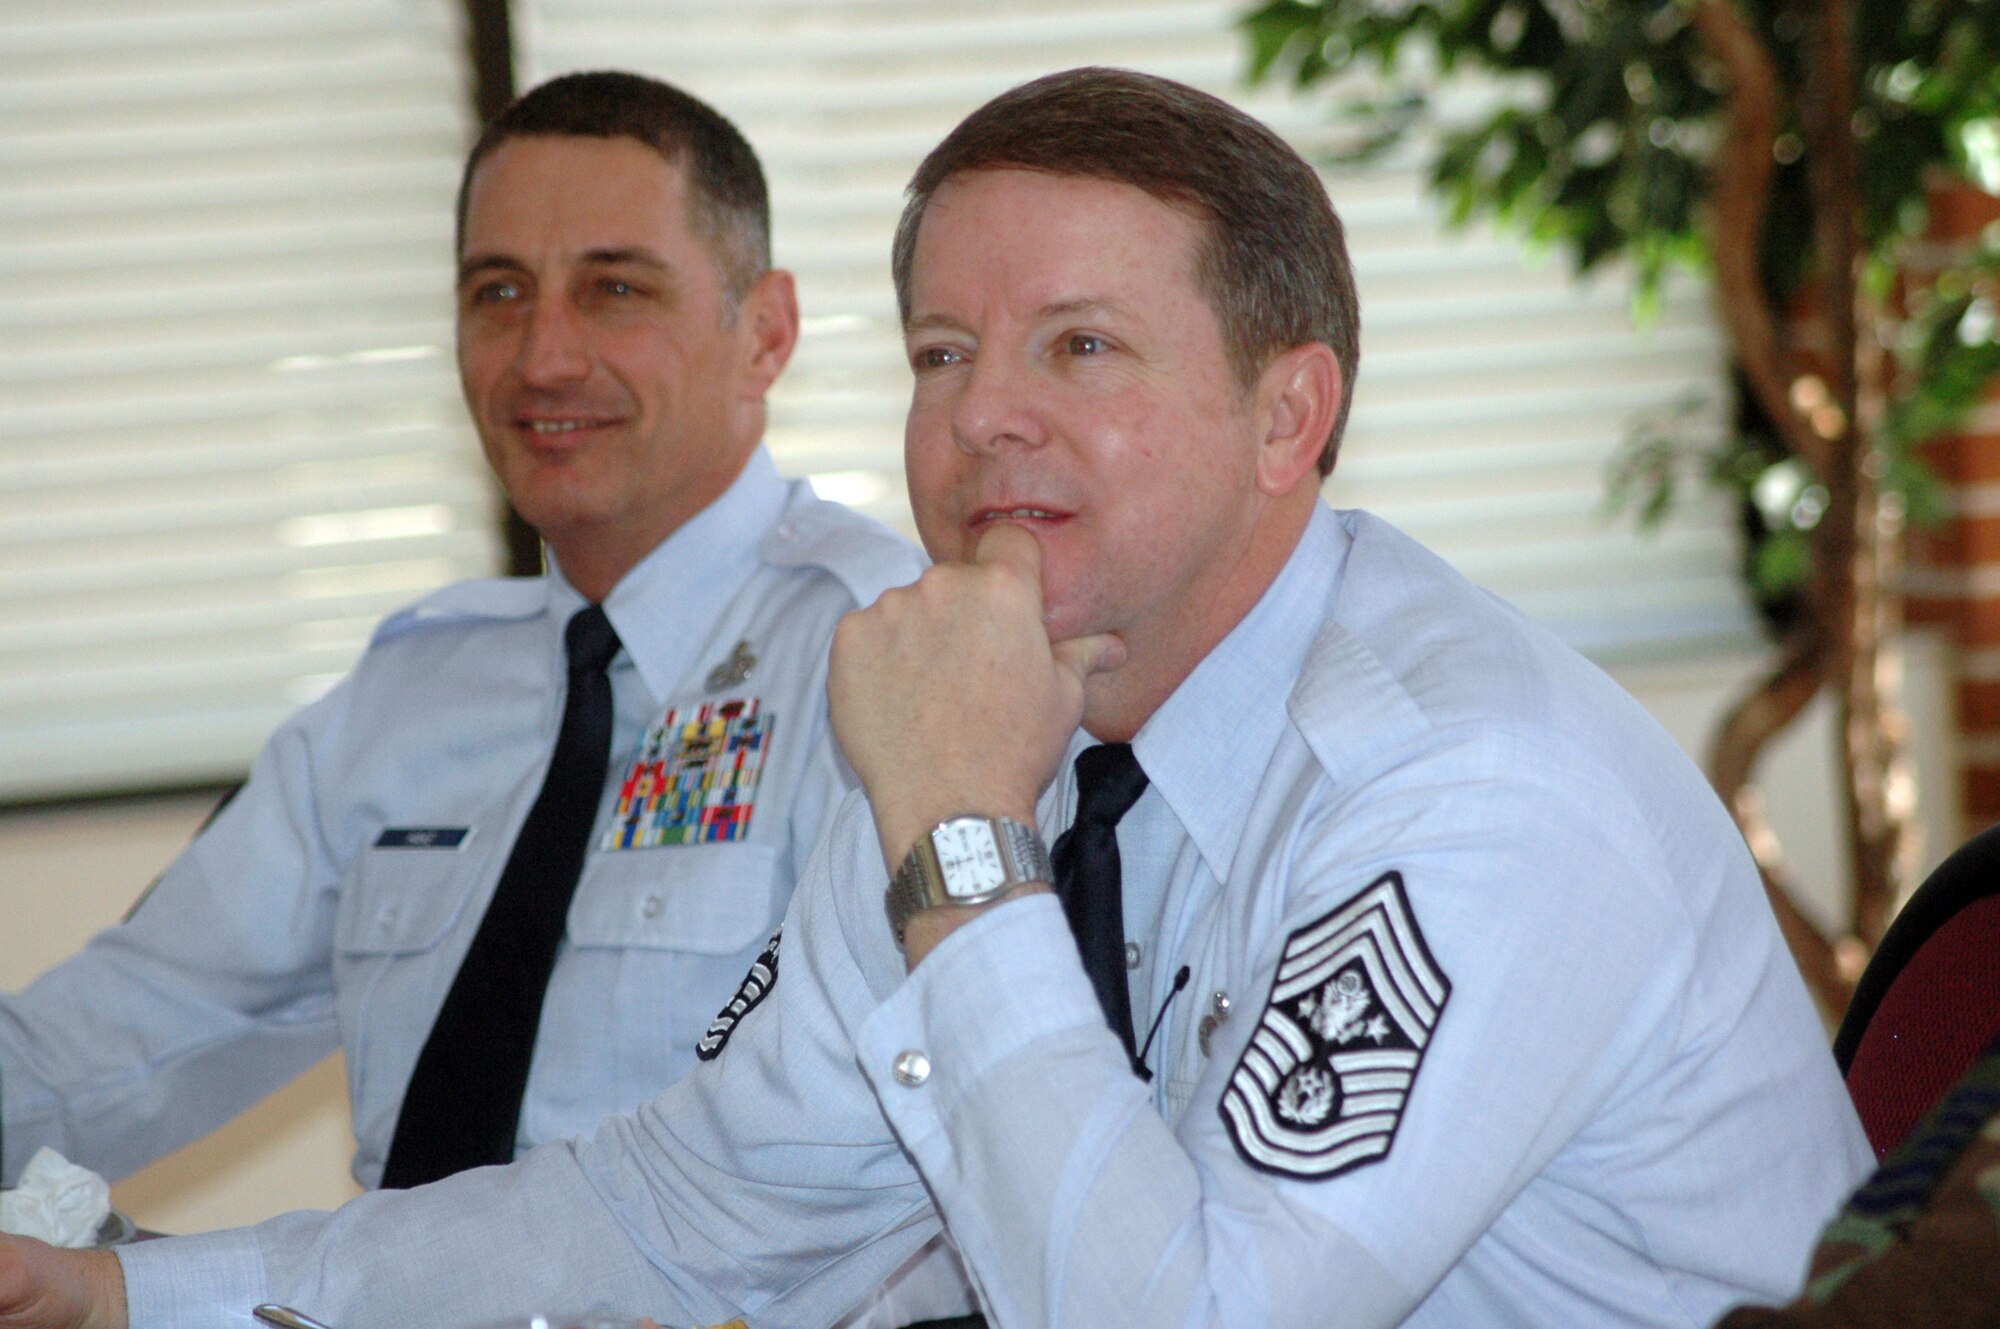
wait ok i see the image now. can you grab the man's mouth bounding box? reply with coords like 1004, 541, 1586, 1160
510, 413, 625, 445
973, 506, 1065, 524
520, 417, 613, 434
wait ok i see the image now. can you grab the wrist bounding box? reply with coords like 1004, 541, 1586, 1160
87, 1249, 128, 1329
902, 880, 1053, 968
873, 800, 1038, 877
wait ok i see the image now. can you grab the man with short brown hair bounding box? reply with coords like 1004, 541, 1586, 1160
2, 68, 1866, 1329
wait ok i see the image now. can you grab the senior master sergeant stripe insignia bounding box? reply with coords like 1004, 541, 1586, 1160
1220, 871, 1450, 1180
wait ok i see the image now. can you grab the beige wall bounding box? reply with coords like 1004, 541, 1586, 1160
0, 632, 1961, 1235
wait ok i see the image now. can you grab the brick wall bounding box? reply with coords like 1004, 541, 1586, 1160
1903, 179, 2000, 828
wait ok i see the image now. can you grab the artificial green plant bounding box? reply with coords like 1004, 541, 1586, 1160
1243, 0, 2000, 1012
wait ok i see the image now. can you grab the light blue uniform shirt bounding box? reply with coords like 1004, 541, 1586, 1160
1, 447, 923, 1190
118, 502, 1870, 1329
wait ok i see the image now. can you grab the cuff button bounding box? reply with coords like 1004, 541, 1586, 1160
892, 1049, 932, 1087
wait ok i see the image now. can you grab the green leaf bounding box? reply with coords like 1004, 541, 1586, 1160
1235, 0, 1996, 616
1239, 0, 1322, 85
1753, 530, 1813, 599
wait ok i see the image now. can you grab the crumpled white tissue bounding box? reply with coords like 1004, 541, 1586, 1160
0, 1147, 111, 1248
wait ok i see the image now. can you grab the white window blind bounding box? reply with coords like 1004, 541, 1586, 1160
1, 0, 501, 801
521, 0, 1754, 664
4, 1, 1757, 801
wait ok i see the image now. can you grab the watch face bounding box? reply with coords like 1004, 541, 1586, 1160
934, 820, 1007, 898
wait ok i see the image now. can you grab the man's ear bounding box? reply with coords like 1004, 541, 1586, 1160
738, 268, 800, 398
1254, 342, 1342, 498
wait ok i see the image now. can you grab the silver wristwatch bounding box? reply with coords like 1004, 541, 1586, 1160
886, 814, 1052, 946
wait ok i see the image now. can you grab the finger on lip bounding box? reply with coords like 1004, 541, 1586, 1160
973, 520, 1042, 573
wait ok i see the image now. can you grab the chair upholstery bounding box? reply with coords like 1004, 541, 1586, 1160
1833, 821, 2000, 1159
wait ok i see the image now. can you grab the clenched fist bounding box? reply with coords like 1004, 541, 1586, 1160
829, 524, 1123, 903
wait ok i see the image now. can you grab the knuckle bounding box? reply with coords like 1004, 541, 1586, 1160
975, 558, 1027, 598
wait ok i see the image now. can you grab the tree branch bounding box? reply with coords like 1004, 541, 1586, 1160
1801, 0, 1917, 949
1691, 0, 1832, 480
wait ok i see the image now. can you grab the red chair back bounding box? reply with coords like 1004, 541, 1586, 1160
1834, 824, 2000, 1158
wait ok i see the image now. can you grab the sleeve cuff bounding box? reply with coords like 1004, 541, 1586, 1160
856, 892, 1104, 1155
117, 1226, 271, 1328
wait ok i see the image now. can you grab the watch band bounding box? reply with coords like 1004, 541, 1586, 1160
886, 814, 1052, 946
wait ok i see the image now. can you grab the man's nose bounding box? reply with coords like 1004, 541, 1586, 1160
950, 353, 1045, 455
515, 296, 589, 385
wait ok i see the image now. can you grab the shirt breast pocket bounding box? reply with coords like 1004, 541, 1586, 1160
545, 843, 791, 1113
330, 843, 488, 1158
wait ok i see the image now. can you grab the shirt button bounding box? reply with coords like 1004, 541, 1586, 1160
641, 894, 664, 919
1125, 941, 1142, 970
892, 1050, 931, 1087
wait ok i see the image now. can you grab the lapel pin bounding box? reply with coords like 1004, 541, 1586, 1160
705, 639, 757, 691
1198, 989, 1231, 1056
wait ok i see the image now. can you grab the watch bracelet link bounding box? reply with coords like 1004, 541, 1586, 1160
993, 815, 1052, 885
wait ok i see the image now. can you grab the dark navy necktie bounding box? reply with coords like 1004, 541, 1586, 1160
380, 603, 620, 1188
1050, 743, 1150, 1072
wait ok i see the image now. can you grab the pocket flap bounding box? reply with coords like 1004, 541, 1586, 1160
566, 842, 785, 957
335, 847, 480, 956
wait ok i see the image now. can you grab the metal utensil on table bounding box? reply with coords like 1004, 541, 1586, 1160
257, 1308, 682, 1329
255, 1305, 340, 1329
92, 1210, 137, 1247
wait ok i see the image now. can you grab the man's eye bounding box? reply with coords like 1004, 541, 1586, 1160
1066, 333, 1109, 356
601, 278, 637, 297
913, 346, 963, 371
470, 280, 520, 305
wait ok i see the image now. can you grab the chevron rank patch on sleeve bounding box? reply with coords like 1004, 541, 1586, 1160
1220, 872, 1450, 1181
696, 928, 781, 1061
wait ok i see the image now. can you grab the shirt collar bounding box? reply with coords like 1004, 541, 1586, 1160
544, 446, 790, 701
1128, 502, 1352, 884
